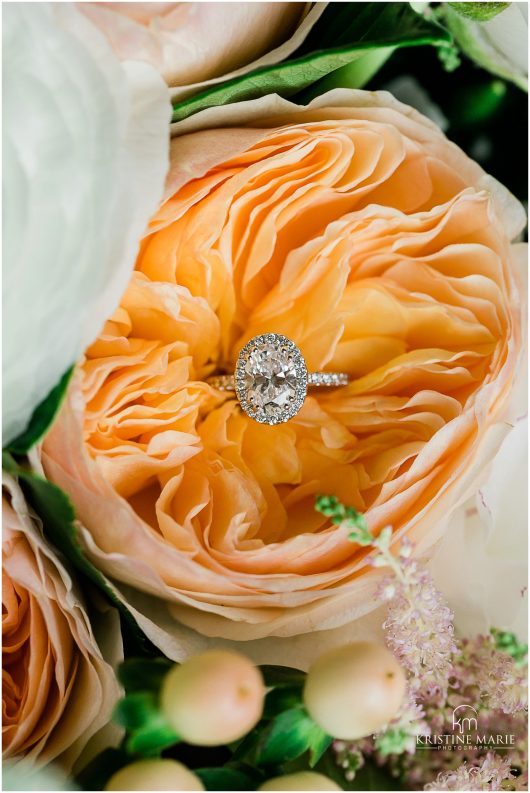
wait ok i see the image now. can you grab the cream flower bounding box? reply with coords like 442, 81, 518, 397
445, 2, 528, 90
42, 90, 526, 652
79, 2, 320, 94
3, 2, 170, 444
2, 474, 122, 770
430, 415, 528, 640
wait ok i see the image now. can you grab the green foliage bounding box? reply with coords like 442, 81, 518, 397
255, 707, 332, 768
374, 726, 412, 756
114, 692, 160, 732
114, 691, 179, 757
491, 628, 528, 667
259, 665, 306, 689
118, 657, 173, 694
447, 2, 510, 22
195, 766, 263, 791
76, 748, 130, 792
450, 79, 507, 126
4, 366, 74, 454
230, 671, 331, 770
262, 686, 305, 720
315, 494, 373, 545
112, 658, 180, 757
259, 666, 307, 721
171, 3, 451, 122
437, 42, 462, 71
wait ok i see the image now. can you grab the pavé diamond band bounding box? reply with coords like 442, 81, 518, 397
207, 333, 349, 425
208, 372, 349, 390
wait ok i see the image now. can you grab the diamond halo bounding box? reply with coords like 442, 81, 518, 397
235, 334, 308, 425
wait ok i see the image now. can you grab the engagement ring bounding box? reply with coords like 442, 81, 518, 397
207, 333, 349, 425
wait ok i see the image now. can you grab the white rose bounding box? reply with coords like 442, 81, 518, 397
430, 418, 528, 641
3, 3, 170, 444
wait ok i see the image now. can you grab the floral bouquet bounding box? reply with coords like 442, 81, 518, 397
3, 2, 528, 791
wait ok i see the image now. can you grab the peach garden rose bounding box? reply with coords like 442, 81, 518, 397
41, 89, 526, 647
2, 474, 121, 769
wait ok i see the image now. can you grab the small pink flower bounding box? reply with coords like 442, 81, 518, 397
424, 752, 514, 791
377, 539, 457, 702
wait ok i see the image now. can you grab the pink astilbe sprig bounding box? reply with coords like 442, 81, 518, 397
455, 635, 528, 715
375, 536, 457, 703
424, 752, 514, 791
400, 633, 528, 790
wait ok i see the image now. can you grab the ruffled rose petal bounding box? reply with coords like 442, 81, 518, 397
2, 474, 122, 770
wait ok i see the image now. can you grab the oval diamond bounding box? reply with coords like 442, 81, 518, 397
235, 334, 307, 425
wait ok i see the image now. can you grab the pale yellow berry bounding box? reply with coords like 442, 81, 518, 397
105, 759, 204, 791
259, 771, 341, 790
161, 650, 265, 746
303, 641, 406, 740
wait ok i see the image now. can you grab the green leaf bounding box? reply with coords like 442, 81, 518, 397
263, 686, 304, 720
3, 454, 152, 654
315, 494, 372, 547
5, 366, 74, 455
118, 657, 173, 694
196, 766, 262, 791
258, 666, 306, 720
125, 723, 179, 757
449, 79, 507, 126
374, 726, 412, 757
298, 46, 394, 104
447, 2, 510, 21
75, 748, 130, 791
171, 3, 451, 123
114, 692, 179, 757
114, 692, 160, 732
256, 707, 332, 768
491, 628, 528, 666
259, 665, 306, 689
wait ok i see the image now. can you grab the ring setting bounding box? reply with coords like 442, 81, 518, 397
208, 333, 348, 425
